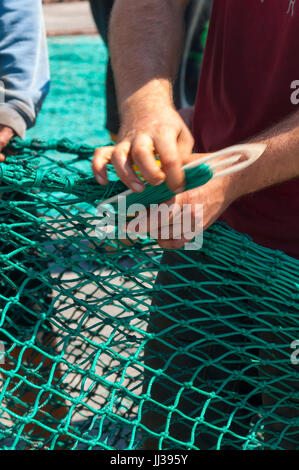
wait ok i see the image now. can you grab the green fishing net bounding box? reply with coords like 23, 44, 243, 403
0, 138, 298, 450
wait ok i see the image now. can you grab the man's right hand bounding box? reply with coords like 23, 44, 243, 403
93, 100, 194, 194
94, 0, 191, 194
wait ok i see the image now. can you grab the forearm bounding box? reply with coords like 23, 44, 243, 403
0, 0, 50, 137
109, 0, 188, 117
94, 0, 194, 194
229, 110, 299, 200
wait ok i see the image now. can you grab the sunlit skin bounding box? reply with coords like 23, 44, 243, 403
0, 125, 14, 161
93, 0, 299, 249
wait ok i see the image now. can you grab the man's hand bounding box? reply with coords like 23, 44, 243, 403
93, 97, 194, 194
93, 0, 191, 194
0, 125, 15, 162
125, 153, 238, 249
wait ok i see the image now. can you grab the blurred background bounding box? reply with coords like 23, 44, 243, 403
43, 0, 98, 36
27, 1, 110, 145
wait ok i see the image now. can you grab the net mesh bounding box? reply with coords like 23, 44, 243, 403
0, 138, 298, 450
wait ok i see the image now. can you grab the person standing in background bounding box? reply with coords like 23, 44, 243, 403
0, 0, 49, 160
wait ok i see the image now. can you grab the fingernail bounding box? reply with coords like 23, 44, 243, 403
153, 178, 165, 186
131, 182, 144, 192
95, 174, 106, 185
174, 185, 185, 194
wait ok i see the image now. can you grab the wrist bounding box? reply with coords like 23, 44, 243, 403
120, 79, 174, 118
218, 173, 243, 208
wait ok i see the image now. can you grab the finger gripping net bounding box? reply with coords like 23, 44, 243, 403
0, 138, 298, 450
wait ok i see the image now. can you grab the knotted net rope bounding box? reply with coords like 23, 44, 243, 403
0, 138, 298, 450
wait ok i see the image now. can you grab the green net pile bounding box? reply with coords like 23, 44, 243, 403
0, 138, 298, 450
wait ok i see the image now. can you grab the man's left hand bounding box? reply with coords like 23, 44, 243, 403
126, 154, 240, 249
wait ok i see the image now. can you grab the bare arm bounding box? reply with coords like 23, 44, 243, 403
93, 0, 299, 249
109, 0, 188, 108
230, 110, 299, 199
93, 0, 193, 193
130, 111, 299, 249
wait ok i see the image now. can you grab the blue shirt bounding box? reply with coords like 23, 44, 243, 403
0, 0, 50, 137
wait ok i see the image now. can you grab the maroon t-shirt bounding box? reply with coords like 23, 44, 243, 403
193, 0, 299, 259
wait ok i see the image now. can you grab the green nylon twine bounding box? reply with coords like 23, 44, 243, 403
2, 139, 213, 209
124, 163, 213, 209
